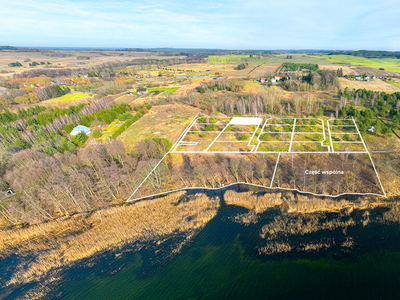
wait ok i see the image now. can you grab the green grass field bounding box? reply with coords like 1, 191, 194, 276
313, 55, 400, 72
389, 80, 400, 87
206, 54, 334, 66
98, 119, 129, 142
45, 93, 91, 103
148, 87, 180, 92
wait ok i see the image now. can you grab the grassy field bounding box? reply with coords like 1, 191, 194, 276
207, 54, 334, 66
97, 118, 129, 142
244, 81, 267, 94
338, 78, 400, 93
248, 64, 281, 78
117, 104, 200, 152
44, 93, 91, 103
148, 87, 180, 92
388, 80, 400, 87
313, 55, 400, 73
166, 63, 236, 75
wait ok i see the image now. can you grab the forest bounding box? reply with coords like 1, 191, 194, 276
338, 88, 400, 133
330, 50, 400, 59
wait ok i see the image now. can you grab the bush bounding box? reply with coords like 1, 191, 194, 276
62, 124, 76, 133
70, 132, 89, 146
92, 129, 103, 138
43, 146, 58, 155
118, 112, 133, 121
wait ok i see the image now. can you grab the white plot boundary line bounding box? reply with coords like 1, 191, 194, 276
351, 117, 387, 197
288, 118, 297, 152
327, 120, 335, 152
127, 113, 200, 202
270, 153, 280, 187
127, 116, 387, 202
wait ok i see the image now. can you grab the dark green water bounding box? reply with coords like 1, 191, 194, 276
13, 205, 400, 300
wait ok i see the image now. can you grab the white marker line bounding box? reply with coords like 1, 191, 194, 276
256, 118, 271, 152
327, 120, 335, 153
351, 117, 386, 197
319, 118, 330, 152
205, 122, 231, 152
195, 123, 229, 125
258, 141, 292, 143
172, 150, 368, 154
172, 114, 201, 152
330, 132, 359, 134
128, 113, 200, 202
292, 141, 329, 144
211, 141, 253, 143
265, 132, 322, 134
248, 122, 261, 152
188, 131, 224, 133
288, 118, 297, 153
270, 153, 281, 188
180, 141, 199, 145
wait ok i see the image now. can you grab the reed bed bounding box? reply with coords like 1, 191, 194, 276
0, 192, 219, 286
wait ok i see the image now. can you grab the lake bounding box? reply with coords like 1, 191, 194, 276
35, 203, 400, 300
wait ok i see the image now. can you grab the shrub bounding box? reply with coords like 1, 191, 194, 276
92, 129, 103, 138
43, 146, 58, 155
118, 112, 133, 121
70, 132, 88, 146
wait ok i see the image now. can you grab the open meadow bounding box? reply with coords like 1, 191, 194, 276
0, 50, 160, 76
207, 54, 335, 66
117, 104, 200, 152
42, 92, 92, 104
313, 55, 400, 73
338, 78, 400, 93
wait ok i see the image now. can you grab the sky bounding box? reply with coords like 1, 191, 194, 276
0, 0, 399, 50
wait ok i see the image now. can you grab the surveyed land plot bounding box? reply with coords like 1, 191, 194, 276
127, 115, 386, 202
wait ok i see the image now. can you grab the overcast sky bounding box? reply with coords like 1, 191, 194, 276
0, 0, 399, 50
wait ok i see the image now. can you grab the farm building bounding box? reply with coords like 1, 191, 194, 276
70, 125, 91, 136
275, 75, 283, 81
271, 78, 276, 83
367, 126, 375, 133
260, 77, 266, 83
137, 87, 148, 94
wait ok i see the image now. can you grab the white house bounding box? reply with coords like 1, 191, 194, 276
70, 125, 91, 136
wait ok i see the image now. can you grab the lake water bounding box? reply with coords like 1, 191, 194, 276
9, 203, 400, 300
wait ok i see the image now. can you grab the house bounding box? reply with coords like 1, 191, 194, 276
367, 126, 375, 133
271, 78, 277, 83
126, 92, 133, 96
364, 76, 370, 81
136, 87, 148, 94
355, 75, 362, 81
70, 125, 91, 136
260, 77, 266, 83
275, 75, 283, 81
